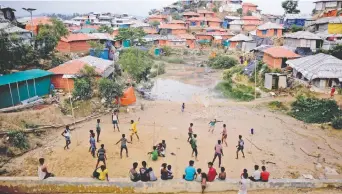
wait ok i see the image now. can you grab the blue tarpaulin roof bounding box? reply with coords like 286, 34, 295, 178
0, 69, 53, 86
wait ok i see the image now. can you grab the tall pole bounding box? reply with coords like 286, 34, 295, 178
254, 60, 257, 100
22, 8, 36, 37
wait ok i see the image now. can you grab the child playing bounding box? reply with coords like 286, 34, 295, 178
147, 146, 158, 161
61, 125, 71, 150
201, 173, 208, 193
218, 167, 226, 180
89, 133, 96, 158
89, 130, 95, 152
148, 167, 157, 181
96, 119, 101, 142
208, 119, 222, 134
195, 168, 202, 182
167, 165, 173, 179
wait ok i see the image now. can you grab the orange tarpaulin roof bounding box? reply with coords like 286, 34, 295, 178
120, 87, 136, 106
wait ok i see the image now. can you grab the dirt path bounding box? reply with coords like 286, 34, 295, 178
2, 62, 342, 181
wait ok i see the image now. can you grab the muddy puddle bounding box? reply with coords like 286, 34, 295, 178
150, 78, 222, 102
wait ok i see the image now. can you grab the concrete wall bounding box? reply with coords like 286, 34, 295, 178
263, 53, 282, 69
256, 29, 283, 38
1, 177, 342, 193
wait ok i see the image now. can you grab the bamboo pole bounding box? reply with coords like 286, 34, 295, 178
8, 84, 14, 106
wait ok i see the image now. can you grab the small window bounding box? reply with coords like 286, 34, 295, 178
274, 29, 278, 35
262, 30, 267, 35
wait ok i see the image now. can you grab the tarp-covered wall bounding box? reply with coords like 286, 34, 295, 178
328, 23, 342, 34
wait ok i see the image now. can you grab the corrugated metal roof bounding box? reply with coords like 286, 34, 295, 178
284, 14, 312, 20
177, 33, 196, 40
187, 17, 222, 22
229, 33, 253, 42
168, 20, 186, 24
257, 22, 284, 30
0, 69, 52, 86
313, 16, 342, 24
283, 31, 322, 40
252, 44, 273, 52
143, 34, 185, 41
159, 24, 186, 30
197, 10, 214, 14
230, 20, 244, 25
182, 12, 200, 16
242, 3, 258, 6
264, 46, 300, 58
49, 56, 113, 77
225, 16, 241, 20
242, 16, 261, 20
286, 53, 342, 80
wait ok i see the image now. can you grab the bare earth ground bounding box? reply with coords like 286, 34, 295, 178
1, 61, 342, 194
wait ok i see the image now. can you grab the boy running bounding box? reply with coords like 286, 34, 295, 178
61, 125, 71, 150
96, 119, 101, 142
236, 135, 245, 159
130, 118, 140, 142
116, 134, 131, 158
187, 123, 193, 142
96, 144, 107, 169
112, 110, 120, 132
221, 124, 228, 147
212, 140, 224, 167
208, 119, 222, 134
190, 134, 198, 161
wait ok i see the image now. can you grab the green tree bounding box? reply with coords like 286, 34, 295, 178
115, 28, 147, 46
247, 11, 253, 16
327, 44, 342, 60
98, 25, 114, 34
171, 13, 182, 20
98, 78, 124, 104
208, 55, 238, 69
72, 78, 92, 100
87, 40, 105, 57
213, 7, 218, 13
119, 48, 153, 83
237, 8, 243, 15
36, 18, 69, 58
290, 25, 303, 32
282, 0, 300, 14
149, 21, 160, 27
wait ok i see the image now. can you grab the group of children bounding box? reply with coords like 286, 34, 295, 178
148, 140, 167, 161
129, 161, 174, 182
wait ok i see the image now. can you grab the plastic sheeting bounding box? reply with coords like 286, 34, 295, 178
295, 47, 313, 57
120, 87, 136, 106
243, 61, 256, 77
254, 36, 273, 47
328, 24, 342, 34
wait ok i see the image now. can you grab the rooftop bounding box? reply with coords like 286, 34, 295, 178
242, 2, 258, 7
159, 24, 186, 30
187, 17, 222, 22
287, 53, 342, 80
197, 10, 215, 14
177, 33, 196, 40
182, 12, 200, 16
283, 31, 322, 40
168, 20, 186, 24
60, 33, 113, 42
242, 16, 261, 20
264, 46, 300, 58
257, 22, 284, 30
0, 22, 31, 34
149, 15, 168, 19
313, 16, 342, 25
229, 33, 253, 42
49, 56, 113, 77
0, 69, 52, 87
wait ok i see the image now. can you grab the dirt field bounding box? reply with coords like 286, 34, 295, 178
2, 61, 341, 182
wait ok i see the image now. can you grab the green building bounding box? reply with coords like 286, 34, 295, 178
0, 69, 53, 109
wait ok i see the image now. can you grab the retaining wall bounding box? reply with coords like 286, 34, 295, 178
0, 177, 342, 193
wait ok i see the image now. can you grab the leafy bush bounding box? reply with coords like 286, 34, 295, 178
268, 101, 289, 111
223, 65, 244, 80
208, 55, 238, 69
164, 57, 184, 64
216, 80, 259, 101
332, 117, 342, 129
338, 88, 342, 95
72, 78, 92, 100
149, 62, 166, 78
98, 78, 124, 104
290, 96, 341, 123
7, 131, 29, 150
161, 46, 173, 56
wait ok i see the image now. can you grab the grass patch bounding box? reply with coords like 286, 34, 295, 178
216, 80, 260, 101
162, 56, 185, 64
7, 130, 29, 150
268, 101, 289, 111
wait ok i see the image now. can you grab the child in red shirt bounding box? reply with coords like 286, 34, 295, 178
260, 166, 270, 182
207, 162, 217, 182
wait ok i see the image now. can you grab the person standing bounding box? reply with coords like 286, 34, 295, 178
331, 85, 336, 98
207, 162, 217, 182
181, 103, 185, 112
130, 118, 140, 142
236, 135, 245, 159
238, 173, 249, 194
187, 123, 193, 142
212, 140, 223, 167
38, 158, 54, 180
96, 119, 101, 142
190, 134, 198, 161
201, 173, 208, 194
221, 124, 228, 147
112, 110, 120, 132
61, 125, 71, 150
90, 133, 96, 158
115, 134, 131, 158
95, 144, 107, 169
